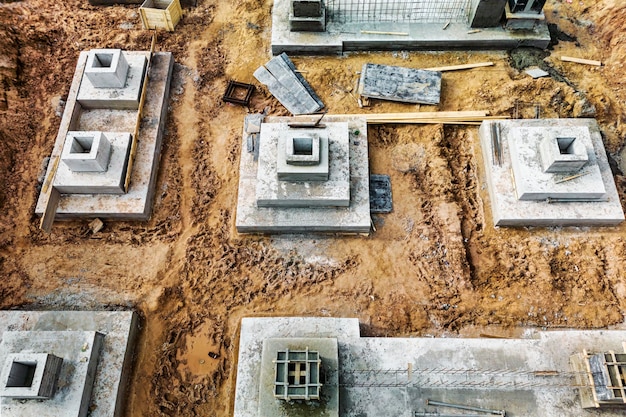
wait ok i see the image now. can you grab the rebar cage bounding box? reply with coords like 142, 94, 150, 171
325, 0, 473, 24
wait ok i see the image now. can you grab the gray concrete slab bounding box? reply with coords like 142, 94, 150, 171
0, 311, 138, 417
77, 53, 146, 110
236, 116, 371, 234
270, 0, 551, 55
507, 126, 605, 200
256, 123, 349, 207
0, 331, 103, 417
478, 119, 625, 227
35, 51, 174, 220
54, 132, 131, 195
359, 64, 442, 105
234, 317, 626, 417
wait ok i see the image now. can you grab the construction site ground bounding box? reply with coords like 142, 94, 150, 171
2, 0, 626, 416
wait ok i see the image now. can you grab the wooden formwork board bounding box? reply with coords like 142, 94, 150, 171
140, 0, 182, 32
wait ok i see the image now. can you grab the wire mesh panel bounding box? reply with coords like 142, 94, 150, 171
326, 0, 472, 24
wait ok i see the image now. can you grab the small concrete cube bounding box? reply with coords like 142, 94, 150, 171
0, 353, 63, 400
84, 49, 129, 89
61, 131, 112, 173
539, 135, 589, 173
285, 136, 320, 166
292, 0, 322, 17
277, 133, 329, 181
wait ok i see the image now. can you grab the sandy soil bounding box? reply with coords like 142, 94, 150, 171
2, 0, 626, 416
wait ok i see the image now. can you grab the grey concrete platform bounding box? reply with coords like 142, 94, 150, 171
78, 53, 147, 110
236, 116, 371, 234
54, 132, 131, 195
478, 119, 625, 227
0, 311, 138, 417
35, 51, 174, 220
271, 0, 551, 55
256, 123, 350, 208
234, 317, 626, 417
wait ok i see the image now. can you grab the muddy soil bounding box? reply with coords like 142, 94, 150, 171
1, 0, 626, 416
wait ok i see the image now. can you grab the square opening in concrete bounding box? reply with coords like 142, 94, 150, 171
6, 361, 36, 388
69, 136, 94, 154
92, 52, 114, 68
293, 137, 314, 155
557, 137, 576, 155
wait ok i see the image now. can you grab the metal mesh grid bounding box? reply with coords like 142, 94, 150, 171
326, 0, 472, 24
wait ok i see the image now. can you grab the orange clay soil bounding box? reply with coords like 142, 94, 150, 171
1, 0, 626, 415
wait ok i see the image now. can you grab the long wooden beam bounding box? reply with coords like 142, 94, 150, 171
424, 62, 494, 72
560, 56, 602, 66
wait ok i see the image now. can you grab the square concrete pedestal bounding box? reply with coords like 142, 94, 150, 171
478, 118, 625, 226
236, 116, 370, 234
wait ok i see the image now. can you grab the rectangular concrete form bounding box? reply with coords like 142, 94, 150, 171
77, 53, 147, 110
0, 311, 138, 417
359, 63, 442, 105
236, 116, 370, 233
0, 353, 63, 400
54, 132, 132, 195
35, 51, 174, 220
235, 317, 626, 417
61, 131, 112, 172
478, 119, 624, 226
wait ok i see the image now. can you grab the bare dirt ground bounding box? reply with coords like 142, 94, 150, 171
2, 0, 626, 415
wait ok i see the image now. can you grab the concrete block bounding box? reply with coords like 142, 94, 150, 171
277, 134, 329, 181
54, 132, 132, 195
539, 135, 589, 173
84, 49, 129, 89
292, 0, 322, 17
256, 123, 349, 208
478, 119, 624, 227
470, 0, 507, 28
285, 136, 321, 166
77, 53, 146, 110
0, 311, 138, 417
236, 116, 370, 233
0, 353, 63, 400
0, 331, 103, 417
61, 131, 112, 172
359, 63, 442, 105
508, 126, 603, 200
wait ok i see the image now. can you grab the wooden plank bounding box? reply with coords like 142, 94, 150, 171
424, 62, 494, 72
124, 33, 156, 192
39, 188, 61, 233
360, 30, 409, 36
561, 56, 602, 66
359, 63, 442, 105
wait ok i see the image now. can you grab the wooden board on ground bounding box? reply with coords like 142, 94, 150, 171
358, 63, 442, 105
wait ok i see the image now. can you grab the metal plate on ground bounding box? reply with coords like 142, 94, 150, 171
369, 174, 392, 213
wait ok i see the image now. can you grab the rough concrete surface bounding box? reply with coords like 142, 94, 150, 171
0, 311, 138, 417
478, 119, 625, 226
35, 51, 174, 220
235, 317, 626, 417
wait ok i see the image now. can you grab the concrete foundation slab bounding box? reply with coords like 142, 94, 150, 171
270, 0, 551, 55
35, 51, 174, 220
0, 311, 138, 417
359, 63, 442, 105
478, 119, 624, 226
259, 338, 339, 417
234, 317, 626, 417
54, 132, 131, 194
0, 331, 103, 417
77, 53, 147, 110
257, 123, 350, 207
507, 126, 605, 200
236, 116, 370, 234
